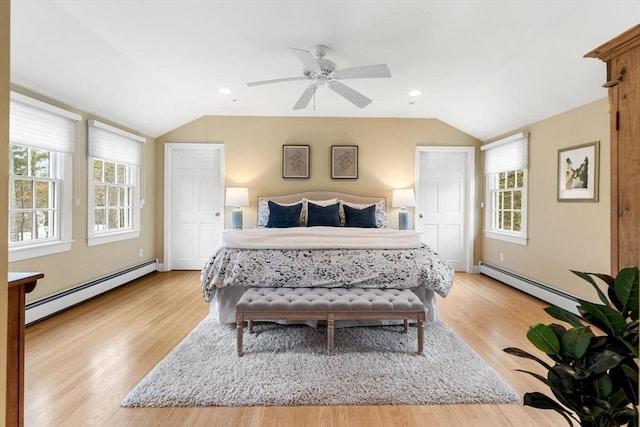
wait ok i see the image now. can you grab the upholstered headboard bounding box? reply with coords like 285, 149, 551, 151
258, 191, 385, 207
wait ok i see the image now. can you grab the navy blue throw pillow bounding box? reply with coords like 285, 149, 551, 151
343, 204, 377, 228
306, 202, 341, 227
266, 201, 302, 228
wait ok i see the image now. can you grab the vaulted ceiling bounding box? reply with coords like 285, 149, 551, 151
10, 1, 640, 140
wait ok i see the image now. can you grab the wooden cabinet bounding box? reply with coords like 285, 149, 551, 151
586, 24, 640, 274
6, 273, 43, 427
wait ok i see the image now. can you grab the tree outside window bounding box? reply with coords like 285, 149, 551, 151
492, 169, 524, 233
9, 144, 57, 244
92, 158, 133, 233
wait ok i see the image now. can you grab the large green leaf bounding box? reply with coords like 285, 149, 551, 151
612, 408, 637, 426
615, 267, 639, 321
594, 374, 612, 399
527, 323, 560, 355
523, 392, 575, 426
560, 326, 593, 359
545, 306, 584, 328
587, 349, 624, 374
588, 272, 615, 288
572, 270, 611, 306
578, 300, 627, 335
551, 363, 591, 382
503, 347, 553, 370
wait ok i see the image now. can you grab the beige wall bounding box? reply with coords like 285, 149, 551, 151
8, 87, 157, 303
155, 116, 481, 263
1, 0, 10, 423
482, 98, 610, 301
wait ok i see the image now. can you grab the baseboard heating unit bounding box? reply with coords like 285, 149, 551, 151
25, 259, 158, 325
479, 261, 579, 315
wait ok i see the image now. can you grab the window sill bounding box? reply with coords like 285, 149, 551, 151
9, 240, 73, 262
484, 230, 528, 246
88, 229, 140, 247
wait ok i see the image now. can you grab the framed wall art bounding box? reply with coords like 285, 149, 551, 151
331, 145, 358, 179
282, 145, 310, 179
557, 141, 599, 202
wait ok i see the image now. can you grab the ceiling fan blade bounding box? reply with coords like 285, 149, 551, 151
247, 77, 304, 87
333, 64, 391, 80
328, 81, 372, 108
293, 84, 316, 110
290, 48, 321, 74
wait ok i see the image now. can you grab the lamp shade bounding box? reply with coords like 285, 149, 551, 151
391, 189, 415, 208
225, 187, 249, 207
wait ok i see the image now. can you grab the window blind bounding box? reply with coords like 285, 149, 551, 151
9, 92, 81, 153
87, 120, 145, 166
481, 131, 529, 175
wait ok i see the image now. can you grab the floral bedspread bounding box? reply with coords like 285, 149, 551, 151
200, 244, 454, 302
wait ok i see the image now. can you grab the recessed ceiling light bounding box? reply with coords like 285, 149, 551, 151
409, 90, 422, 97
218, 88, 231, 95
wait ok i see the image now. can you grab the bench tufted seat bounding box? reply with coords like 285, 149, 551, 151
236, 287, 426, 356
237, 287, 426, 312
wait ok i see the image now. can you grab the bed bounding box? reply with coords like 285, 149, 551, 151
200, 191, 455, 325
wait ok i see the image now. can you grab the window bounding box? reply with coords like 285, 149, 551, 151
87, 120, 144, 246
10, 145, 57, 243
482, 132, 529, 245
92, 159, 132, 231
8, 92, 80, 262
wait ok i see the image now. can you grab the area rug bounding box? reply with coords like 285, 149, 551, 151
122, 317, 519, 407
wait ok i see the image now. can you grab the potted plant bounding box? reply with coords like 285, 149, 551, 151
504, 266, 638, 427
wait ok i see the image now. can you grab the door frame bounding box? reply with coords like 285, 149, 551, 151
415, 146, 475, 273
163, 142, 225, 272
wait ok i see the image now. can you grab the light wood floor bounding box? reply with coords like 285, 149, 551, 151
25, 271, 566, 427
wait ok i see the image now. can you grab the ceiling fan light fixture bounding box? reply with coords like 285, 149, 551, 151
409, 90, 422, 97
218, 88, 231, 95
246, 45, 391, 110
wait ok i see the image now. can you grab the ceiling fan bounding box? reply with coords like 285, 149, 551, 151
247, 45, 391, 110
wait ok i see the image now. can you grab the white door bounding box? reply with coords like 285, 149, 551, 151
164, 143, 224, 270
415, 147, 474, 272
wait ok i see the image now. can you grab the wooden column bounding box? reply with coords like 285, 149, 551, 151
585, 24, 640, 274
6, 273, 43, 427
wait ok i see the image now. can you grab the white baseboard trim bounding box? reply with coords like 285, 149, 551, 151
26, 259, 158, 325
479, 261, 580, 315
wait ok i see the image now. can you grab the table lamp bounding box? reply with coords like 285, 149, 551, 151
225, 187, 249, 230
392, 189, 415, 230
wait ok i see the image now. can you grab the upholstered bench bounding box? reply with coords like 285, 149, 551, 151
235, 287, 426, 356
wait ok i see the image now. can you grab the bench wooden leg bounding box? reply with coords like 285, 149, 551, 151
236, 313, 244, 357
417, 312, 425, 355
327, 313, 335, 355
248, 320, 254, 334
403, 319, 408, 333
